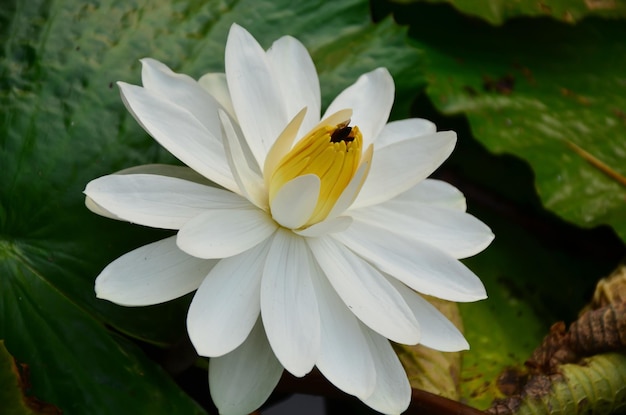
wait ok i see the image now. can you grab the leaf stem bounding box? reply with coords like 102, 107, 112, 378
566, 140, 626, 188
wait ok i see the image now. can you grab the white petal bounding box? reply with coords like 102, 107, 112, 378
85, 164, 218, 221
95, 236, 216, 306
209, 319, 283, 415
261, 229, 320, 377
334, 221, 487, 302
307, 236, 420, 344
140, 58, 223, 138
323, 68, 394, 148
85, 174, 249, 230
187, 239, 270, 357
353, 131, 457, 208
375, 118, 436, 148
294, 216, 352, 238
350, 202, 494, 259
360, 329, 411, 414
85, 196, 120, 220
118, 82, 238, 191
198, 72, 236, 120
112, 163, 216, 186
391, 179, 467, 211
263, 108, 307, 187
270, 174, 320, 229
267, 35, 321, 135
389, 278, 469, 352
311, 265, 376, 398
177, 207, 277, 259
226, 24, 287, 167
219, 110, 267, 209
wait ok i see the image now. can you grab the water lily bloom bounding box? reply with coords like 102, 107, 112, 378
85, 23, 493, 415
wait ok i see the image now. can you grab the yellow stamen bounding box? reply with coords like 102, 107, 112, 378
269, 121, 363, 227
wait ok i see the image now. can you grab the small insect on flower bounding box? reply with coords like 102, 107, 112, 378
330, 122, 354, 143
85, 23, 493, 415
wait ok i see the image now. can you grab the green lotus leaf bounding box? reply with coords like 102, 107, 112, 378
388, 0, 626, 25
401, 5, 626, 242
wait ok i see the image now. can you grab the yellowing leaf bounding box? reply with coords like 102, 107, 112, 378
0, 340, 60, 415
396, 297, 463, 399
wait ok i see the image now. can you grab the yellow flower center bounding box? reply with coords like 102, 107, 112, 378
269, 121, 363, 227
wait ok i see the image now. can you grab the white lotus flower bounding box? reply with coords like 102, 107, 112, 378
85, 23, 493, 415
